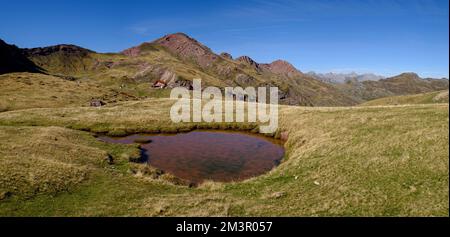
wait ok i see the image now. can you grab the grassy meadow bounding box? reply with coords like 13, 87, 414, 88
0, 94, 448, 216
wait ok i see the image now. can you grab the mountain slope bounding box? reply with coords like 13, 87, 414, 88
334, 73, 449, 103
22, 44, 95, 76
118, 33, 356, 106
0, 39, 42, 74
151, 33, 220, 68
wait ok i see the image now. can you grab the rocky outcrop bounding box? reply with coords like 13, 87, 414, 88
235, 56, 303, 79
90, 99, 105, 107
261, 60, 302, 78
152, 33, 218, 68
122, 45, 141, 57
121, 42, 160, 57
151, 70, 178, 88
220, 52, 233, 60
236, 56, 262, 71
235, 73, 256, 86
5, 32, 446, 107
132, 64, 192, 89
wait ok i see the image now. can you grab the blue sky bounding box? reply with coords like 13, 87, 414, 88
1, 0, 448, 78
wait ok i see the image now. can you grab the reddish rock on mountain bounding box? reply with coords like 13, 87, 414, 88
262, 60, 302, 78
8, 33, 442, 107
236, 55, 262, 71
122, 45, 142, 57
152, 33, 218, 68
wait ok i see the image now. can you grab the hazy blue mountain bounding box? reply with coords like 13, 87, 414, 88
307, 71, 385, 84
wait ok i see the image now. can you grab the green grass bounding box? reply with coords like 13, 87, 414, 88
0, 98, 448, 216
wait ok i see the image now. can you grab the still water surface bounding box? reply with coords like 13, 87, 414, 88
98, 131, 285, 184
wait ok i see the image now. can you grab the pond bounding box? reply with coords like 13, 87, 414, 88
98, 131, 285, 184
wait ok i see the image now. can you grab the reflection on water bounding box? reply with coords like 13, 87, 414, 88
98, 131, 285, 184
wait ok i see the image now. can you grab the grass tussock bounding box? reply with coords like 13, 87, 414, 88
0, 98, 448, 216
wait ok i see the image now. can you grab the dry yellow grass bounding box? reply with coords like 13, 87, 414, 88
0, 125, 139, 198
0, 72, 145, 111
361, 90, 449, 106
0, 98, 448, 216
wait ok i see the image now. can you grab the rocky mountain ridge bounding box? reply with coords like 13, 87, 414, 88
1, 33, 448, 106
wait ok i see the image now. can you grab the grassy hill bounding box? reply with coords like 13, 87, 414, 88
362, 90, 449, 106
0, 99, 448, 216
333, 73, 448, 103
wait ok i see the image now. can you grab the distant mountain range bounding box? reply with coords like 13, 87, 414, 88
1, 33, 448, 106
332, 72, 448, 103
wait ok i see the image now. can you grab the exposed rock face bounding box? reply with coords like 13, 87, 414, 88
152, 33, 218, 68
235, 56, 303, 79
118, 34, 360, 106
262, 60, 302, 78
333, 72, 450, 102
90, 99, 105, 107
121, 45, 141, 57
9, 33, 444, 107
21, 44, 95, 76
121, 42, 159, 57
152, 70, 178, 88
236, 56, 262, 71
133, 64, 192, 89
153, 80, 166, 88
154, 76, 193, 89
220, 52, 233, 60
133, 64, 163, 80
216, 64, 237, 77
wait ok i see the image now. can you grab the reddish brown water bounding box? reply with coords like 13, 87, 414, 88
98, 131, 284, 184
